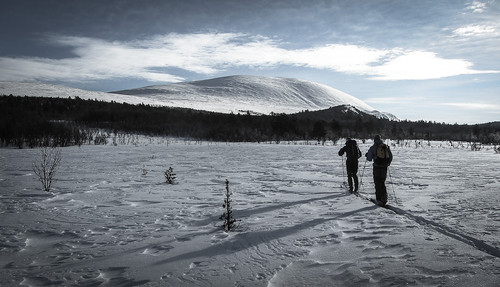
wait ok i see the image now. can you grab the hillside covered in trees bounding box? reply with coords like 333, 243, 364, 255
1, 95, 499, 148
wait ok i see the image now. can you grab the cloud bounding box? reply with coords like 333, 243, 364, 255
465, 0, 487, 13
364, 97, 425, 105
370, 50, 498, 80
453, 24, 497, 37
441, 102, 500, 110
285, 44, 387, 75
0, 33, 498, 84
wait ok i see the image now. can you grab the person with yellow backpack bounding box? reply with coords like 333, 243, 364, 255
365, 135, 393, 206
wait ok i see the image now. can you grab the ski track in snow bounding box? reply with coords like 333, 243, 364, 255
356, 192, 500, 259
0, 138, 499, 286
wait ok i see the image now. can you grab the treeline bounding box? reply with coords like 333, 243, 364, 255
296, 107, 500, 143
1, 95, 499, 148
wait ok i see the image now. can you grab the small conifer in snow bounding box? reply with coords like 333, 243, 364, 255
220, 179, 237, 232
164, 167, 176, 184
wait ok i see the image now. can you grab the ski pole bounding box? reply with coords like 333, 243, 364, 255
388, 166, 398, 204
341, 154, 347, 187
360, 159, 367, 192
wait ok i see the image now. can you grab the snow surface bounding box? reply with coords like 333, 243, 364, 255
1, 138, 499, 286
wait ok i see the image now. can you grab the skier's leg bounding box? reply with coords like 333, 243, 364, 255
373, 166, 387, 204
347, 173, 353, 192
381, 169, 388, 204
346, 162, 355, 192
374, 176, 383, 201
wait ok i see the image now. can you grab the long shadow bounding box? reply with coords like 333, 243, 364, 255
28, 227, 222, 277
35, 191, 352, 275
387, 205, 500, 259
151, 205, 375, 267
357, 192, 500, 259
191, 191, 351, 227
238, 192, 350, 218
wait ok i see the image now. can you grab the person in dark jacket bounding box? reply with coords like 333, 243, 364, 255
338, 138, 362, 193
366, 135, 393, 206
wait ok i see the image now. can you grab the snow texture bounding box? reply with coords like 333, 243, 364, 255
1, 76, 396, 119
1, 138, 499, 286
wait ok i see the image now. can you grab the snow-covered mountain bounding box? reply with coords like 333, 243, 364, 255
0, 81, 166, 107
113, 75, 395, 119
0, 76, 396, 119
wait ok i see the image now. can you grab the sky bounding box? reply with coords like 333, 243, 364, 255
1, 0, 499, 124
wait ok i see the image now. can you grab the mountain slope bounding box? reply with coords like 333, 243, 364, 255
113, 75, 395, 119
1, 76, 395, 119
0, 81, 165, 106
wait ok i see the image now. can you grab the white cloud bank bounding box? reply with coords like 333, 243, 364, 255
453, 24, 498, 37
0, 33, 497, 84
441, 102, 500, 110
465, 0, 488, 13
364, 96, 425, 105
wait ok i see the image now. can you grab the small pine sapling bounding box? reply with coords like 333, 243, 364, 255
164, 167, 176, 184
220, 179, 238, 232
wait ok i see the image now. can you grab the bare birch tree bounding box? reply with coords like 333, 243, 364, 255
32, 147, 62, 192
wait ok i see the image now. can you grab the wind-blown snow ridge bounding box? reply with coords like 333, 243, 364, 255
113, 75, 396, 119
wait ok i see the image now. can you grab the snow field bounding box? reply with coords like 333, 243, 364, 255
0, 139, 499, 286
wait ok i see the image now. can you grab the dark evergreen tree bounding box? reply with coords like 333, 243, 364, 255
164, 167, 176, 184
220, 179, 237, 232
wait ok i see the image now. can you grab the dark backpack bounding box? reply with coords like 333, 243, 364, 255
346, 140, 360, 159
374, 143, 391, 166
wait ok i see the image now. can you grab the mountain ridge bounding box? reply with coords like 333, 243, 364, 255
113, 75, 396, 119
0, 75, 396, 120
0, 81, 166, 107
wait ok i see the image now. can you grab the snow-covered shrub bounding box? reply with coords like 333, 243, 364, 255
470, 143, 481, 151
220, 179, 238, 232
94, 133, 108, 145
32, 146, 62, 192
164, 167, 176, 184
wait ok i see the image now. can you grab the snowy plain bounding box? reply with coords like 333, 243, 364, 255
1, 138, 499, 286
